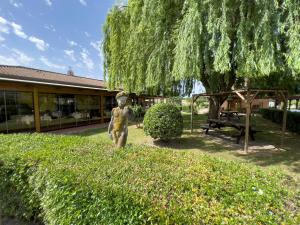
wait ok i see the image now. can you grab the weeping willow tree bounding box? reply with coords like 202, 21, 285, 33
103, 0, 300, 118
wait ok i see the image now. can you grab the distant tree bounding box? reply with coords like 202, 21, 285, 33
103, 0, 300, 118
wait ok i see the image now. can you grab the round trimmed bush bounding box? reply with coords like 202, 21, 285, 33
143, 103, 183, 139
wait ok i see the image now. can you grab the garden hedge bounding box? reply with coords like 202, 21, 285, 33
143, 103, 183, 140
260, 108, 300, 133
0, 134, 299, 224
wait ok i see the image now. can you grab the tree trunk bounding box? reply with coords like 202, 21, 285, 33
208, 96, 227, 119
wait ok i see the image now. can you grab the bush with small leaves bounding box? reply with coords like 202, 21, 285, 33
0, 134, 299, 224
143, 103, 183, 140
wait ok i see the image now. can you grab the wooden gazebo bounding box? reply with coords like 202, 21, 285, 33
191, 88, 288, 152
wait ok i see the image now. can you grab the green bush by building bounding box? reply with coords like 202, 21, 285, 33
143, 103, 183, 140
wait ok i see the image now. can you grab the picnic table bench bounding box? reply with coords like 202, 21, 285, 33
220, 111, 243, 120
201, 119, 259, 144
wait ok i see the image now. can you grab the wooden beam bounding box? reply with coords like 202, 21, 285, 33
249, 91, 259, 104
33, 87, 41, 132
234, 91, 246, 102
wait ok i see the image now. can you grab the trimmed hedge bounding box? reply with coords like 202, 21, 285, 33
260, 108, 300, 133
0, 134, 299, 224
143, 103, 183, 139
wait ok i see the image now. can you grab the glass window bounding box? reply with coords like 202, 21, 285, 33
40, 93, 102, 131
88, 95, 101, 122
59, 94, 76, 128
5, 91, 34, 132
104, 96, 117, 117
39, 93, 61, 130
0, 91, 7, 133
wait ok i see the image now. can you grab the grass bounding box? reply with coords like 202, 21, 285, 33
75, 113, 300, 180
0, 133, 299, 224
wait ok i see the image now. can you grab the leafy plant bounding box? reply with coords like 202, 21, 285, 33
143, 103, 183, 140
0, 133, 299, 224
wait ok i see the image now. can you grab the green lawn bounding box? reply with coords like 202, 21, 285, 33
1, 112, 300, 224
76, 113, 300, 180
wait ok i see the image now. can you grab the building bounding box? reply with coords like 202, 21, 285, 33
221, 97, 271, 113
0, 65, 160, 133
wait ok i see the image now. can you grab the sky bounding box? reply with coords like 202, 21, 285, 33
0, 0, 119, 80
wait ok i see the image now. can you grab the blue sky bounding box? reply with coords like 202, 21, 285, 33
0, 0, 119, 80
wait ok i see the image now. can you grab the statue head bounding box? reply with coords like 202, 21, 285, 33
116, 91, 128, 107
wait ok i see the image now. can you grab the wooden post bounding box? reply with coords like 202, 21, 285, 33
282, 94, 288, 134
288, 99, 291, 110
296, 99, 299, 109
244, 102, 251, 153
191, 96, 194, 133
244, 79, 250, 153
33, 87, 41, 132
100, 95, 105, 123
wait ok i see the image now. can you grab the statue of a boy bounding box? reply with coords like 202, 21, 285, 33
108, 91, 130, 148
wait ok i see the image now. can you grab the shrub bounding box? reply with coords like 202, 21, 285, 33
143, 103, 183, 139
260, 108, 300, 133
0, 134, 299, 224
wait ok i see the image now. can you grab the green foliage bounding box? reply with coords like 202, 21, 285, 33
143, 103, 183, 139
166, 97, 182, 109
0, 134, 299, 224
260, 108, 300, 133
103, 0, 300, 96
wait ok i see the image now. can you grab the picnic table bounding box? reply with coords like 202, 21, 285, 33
220, 111, 242, 120
201, 119, 259, 144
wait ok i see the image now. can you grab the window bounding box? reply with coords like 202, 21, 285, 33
104, 96, 117, 117
0, 91, 34, 133
40, 93, 101, 131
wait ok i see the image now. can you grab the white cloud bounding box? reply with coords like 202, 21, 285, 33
0, 55, 18, 65
44, 24, 56, 32
0, 36, 5, 42
68, 40, 78, 46
11, 22, 27, 39
45, 0, 52, 6
64, 49, 76, 62
80, 49, 94, 70
0, 48, 34, 66
9, 0, 22, 8
79, 0, 87, 6
0, 16, 49, 51
40, 57, 66, 70
84, 31, 90, 37
29, 36, 49, 51
11, 49, 34, 64
0, 16, 10, 34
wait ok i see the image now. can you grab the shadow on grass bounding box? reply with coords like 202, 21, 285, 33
152, 130, 239, 153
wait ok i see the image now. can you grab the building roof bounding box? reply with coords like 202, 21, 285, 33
0, 65, 107, 90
